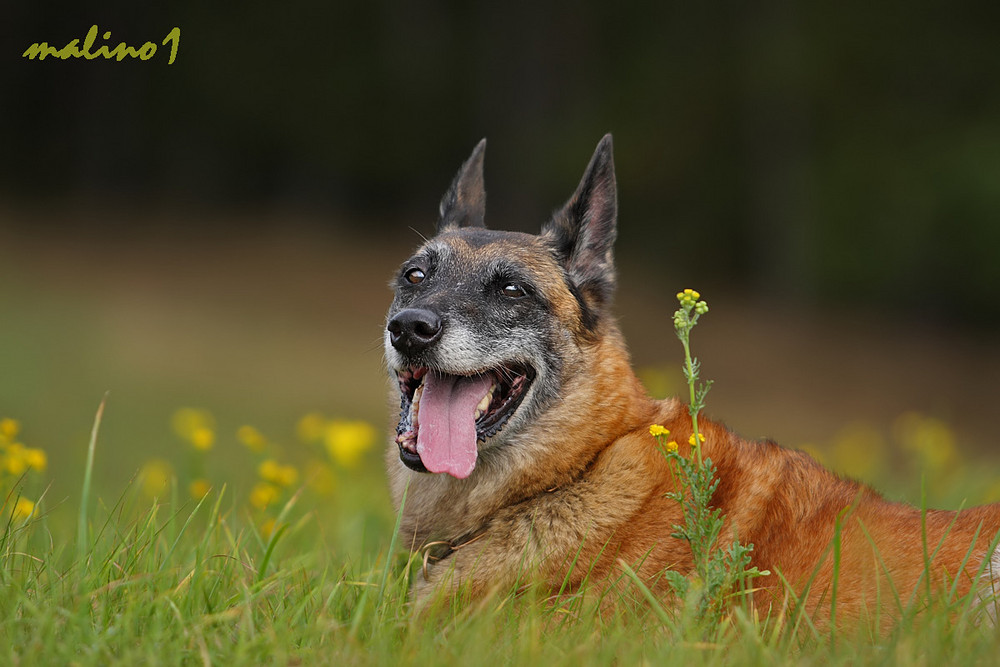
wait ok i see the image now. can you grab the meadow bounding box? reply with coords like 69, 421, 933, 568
2, 216, 1000, 664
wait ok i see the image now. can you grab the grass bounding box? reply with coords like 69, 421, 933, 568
3, 473, 1000, 666
1, 401, 999, 664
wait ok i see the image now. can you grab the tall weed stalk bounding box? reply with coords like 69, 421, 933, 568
651, 290, 767, 635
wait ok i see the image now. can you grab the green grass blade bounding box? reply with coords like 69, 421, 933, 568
157, 487, 215, 573
377, 480, 408, 605
77, 392, 108, 562
259, 524, 289, 580
617, 558, 672, 627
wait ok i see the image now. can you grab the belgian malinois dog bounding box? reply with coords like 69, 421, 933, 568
384, 135, 1000, 627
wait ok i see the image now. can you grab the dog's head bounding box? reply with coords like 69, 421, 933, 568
385, 135, 618, 479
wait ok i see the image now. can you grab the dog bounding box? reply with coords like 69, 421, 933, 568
383, 134, 1000, 627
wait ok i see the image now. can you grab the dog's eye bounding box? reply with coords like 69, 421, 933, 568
404, 268, 426, 284
502, 283, 526, 298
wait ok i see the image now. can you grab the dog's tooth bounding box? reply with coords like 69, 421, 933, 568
411, 383, 424, 423
474, 384, 497, 420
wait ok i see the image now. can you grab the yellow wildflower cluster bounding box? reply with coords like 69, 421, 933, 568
237, 415, 367, 512
144, 408, 378, 519
649, 424, 680, 454
676, 288, 709, 316
250, 481, 282, 510
688, 432, 706, 445
676, 288, 701, 308
250, 464, 299, 510
0, 418, 47, 476
171, 408, 216, 451
167, 408, 220, 500
0, 419, 47, 521
297, 414, 376, 469
649, 424, 670, 437
258, 459, 299, 487
236, 422, 301, 510
250, 455, 301, 511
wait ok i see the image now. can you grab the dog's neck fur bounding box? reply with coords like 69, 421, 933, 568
388, 320, 658, 551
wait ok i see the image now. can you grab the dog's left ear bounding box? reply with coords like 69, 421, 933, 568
542, 134, 617, 310
438, 139, 487, 232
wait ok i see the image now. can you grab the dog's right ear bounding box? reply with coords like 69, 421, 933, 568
437, 139, 487, 232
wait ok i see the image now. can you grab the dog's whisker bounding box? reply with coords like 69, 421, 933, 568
408, 226, 429, 243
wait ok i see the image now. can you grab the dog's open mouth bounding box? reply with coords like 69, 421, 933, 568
394, 364, 535, 478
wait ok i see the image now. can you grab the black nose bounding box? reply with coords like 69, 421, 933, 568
387, 308, 443, 355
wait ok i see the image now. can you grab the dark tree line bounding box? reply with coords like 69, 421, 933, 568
4, 1, 1000, 322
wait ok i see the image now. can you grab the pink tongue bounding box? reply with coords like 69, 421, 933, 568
416, 371, 493, 479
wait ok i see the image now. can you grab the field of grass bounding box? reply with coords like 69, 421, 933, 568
4, 400, 1000, 665
2, 215, 1000, 664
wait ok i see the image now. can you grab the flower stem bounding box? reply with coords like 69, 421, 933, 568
681, 335, 703, 466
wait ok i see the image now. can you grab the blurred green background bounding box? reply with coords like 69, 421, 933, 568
2, 2, 999, 529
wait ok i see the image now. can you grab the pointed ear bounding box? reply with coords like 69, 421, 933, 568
541, 134, 618, 309
437, 139, 487, 232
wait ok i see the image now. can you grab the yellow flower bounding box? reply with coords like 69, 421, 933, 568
250, 482, 281, 510
0, 418, 20, 442
190, 427, 215, 451
258, 459, 281, 482
23, 448, 47, 472
189, 478, 212, 501
12, 498, 34, 521
237, 425, 267, 453
296, 413, 327, 444
259, 459, 300, 487
324, 420, 376, 469
649, 424, 670, 437
677, 288, 701, 308
5, 443, 28, 475
171, 408, 216, 446
140, 459, 174, 499
688, 433, 706, 445
665, 441, 679, 453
